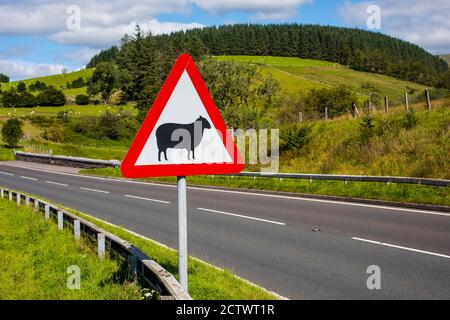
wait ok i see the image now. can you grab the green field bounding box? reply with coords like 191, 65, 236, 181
0, 104, 136, 118
1, 68, 93, 96
0, 198, 142, 299
217, 56, 430, 103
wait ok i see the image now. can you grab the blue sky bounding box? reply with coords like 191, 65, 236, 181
0, 0, 448, 80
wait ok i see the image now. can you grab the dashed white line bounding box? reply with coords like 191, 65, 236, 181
20, 176, 38, 181
80, 187, 109, 194
352, 237, 450, 259
197, 207, 286, 226
124, 194, 170, 204
0, 171, 14, 176
45, 181, 68, 187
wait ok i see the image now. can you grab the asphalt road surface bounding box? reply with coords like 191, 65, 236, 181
0, 161, 449, 299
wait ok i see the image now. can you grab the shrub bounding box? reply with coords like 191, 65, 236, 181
75, 94, 89, 105
17, 92, 36, 107
2, 118, 23, 147
280, 124, 311, 153
403, 109, 418, 130
97, 111, 120, 140
305, 86, 357, 118
17, 82, 26, 93
37, 86, 66, 106
359, 115, 375, 144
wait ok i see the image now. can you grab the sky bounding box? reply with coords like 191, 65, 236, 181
0, 0, 449, 81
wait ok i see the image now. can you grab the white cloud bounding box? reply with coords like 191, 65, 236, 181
0, 59, 68, 81
51, 19, 204, 48
339, 0, 450, 54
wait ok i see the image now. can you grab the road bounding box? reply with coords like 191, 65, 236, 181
0, 161, 449, 299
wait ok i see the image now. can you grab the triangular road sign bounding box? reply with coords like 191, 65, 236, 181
121, 54, 244, 178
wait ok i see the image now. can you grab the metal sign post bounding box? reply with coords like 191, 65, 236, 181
177, 176, 188, 291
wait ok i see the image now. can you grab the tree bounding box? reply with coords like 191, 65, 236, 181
305, 86, 357, 118
37, 86, 66, 106
0, 73, 9, 83
17, 82, 26, 93
2, 118, 23, 147
88, 62, 124, 101
75, 94, 89, 105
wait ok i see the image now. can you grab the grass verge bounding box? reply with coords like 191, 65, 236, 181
0, 198, 141, 299
67, 209, 279, 300
81, 168, 450, 207
0, 190, 278, 300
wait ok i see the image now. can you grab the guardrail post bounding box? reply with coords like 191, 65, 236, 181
128, 255, 137, 281
98, 233, 105, 259
57, 211, 63, 230
34, 199, 39, 211
1, 189, 4, 199
9, 191, 12, 202
26, 196, 30, 207
74, 220, 81, 240
17, 193, 21, 206
45, 204, 50, 220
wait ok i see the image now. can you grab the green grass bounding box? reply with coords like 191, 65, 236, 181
0, 104, 137, 118
3, 191, 278, 300
79, 168, 450, 207
22, 141, 128, 160
0, 198, 142, 300
70, 209, 278, 300
1, 69, 93, 96
0, 147, 14, 161
218, 56, 430, 103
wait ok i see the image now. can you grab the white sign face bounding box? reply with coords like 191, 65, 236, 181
135, 71, 232, 166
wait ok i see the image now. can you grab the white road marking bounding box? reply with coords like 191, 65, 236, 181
124, 194, 170, 204
0, 171, 14, 176
45, 181, 68, 187
80, 187, 109, 194
20, 176, 38, 181
197, 207, 286, 226
4, 164, 449, 218
352, 237, 450, 259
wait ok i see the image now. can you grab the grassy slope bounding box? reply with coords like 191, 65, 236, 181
0, 199, 141, 299
1, 69, 93, 96
217, 56, 429, 103
0, 104, 137, 119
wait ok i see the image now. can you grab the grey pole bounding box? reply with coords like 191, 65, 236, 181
177, 176, 188, 292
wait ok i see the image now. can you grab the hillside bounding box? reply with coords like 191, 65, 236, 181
218, 56, 430, 104
1, 68, 93, 95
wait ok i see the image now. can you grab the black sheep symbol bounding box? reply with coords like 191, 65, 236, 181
156, 116, 212, 161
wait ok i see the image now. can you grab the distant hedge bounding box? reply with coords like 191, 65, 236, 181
75, 94, 89, 105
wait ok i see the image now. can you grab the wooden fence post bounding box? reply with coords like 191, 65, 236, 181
384, 96, 389, 114
325, 107, 328, 119
298, 112, 303, 123
404, 92, 409, 111
425, 89, 431, 111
